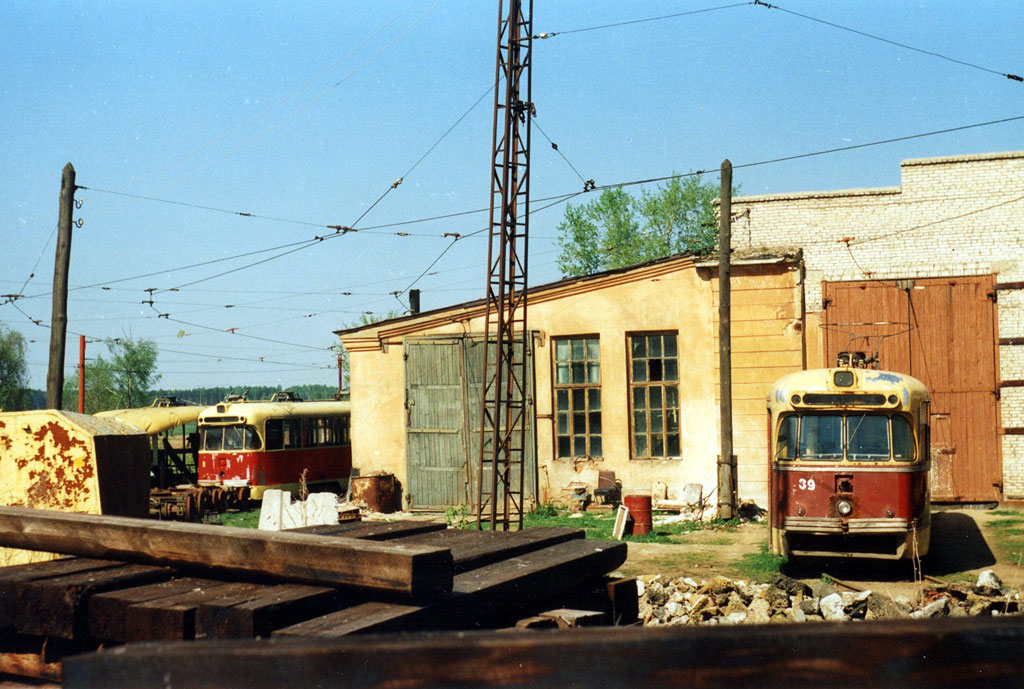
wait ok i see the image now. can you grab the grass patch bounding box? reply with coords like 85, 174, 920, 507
520, 509, 720, 544
218, 509, 260, 529
731, 542, 786, 582
986, 510, 1024, 565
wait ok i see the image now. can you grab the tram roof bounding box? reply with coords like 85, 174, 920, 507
767, 368, 930, 410
197, 399, 351, 422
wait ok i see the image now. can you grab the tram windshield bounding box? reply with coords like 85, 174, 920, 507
776, 413, 914, 462
201, 424, 261, 451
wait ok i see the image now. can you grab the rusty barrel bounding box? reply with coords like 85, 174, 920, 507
623, 495, 652, 535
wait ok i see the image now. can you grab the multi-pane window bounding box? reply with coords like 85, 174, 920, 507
553, 337, 602, 459
629, 332, 680, 459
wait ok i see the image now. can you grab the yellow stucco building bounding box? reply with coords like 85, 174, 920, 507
337, 251, 804, 511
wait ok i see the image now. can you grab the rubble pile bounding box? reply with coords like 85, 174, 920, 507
638, 570, 1021, 625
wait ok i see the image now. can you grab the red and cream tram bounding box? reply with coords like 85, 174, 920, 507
197, 394, 351, 499
767, 360, 931, 559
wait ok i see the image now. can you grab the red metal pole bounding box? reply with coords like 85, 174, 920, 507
78, 335, 85, 413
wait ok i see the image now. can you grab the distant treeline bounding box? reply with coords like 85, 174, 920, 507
148, 384, 341, 406
27, 384, 341, 409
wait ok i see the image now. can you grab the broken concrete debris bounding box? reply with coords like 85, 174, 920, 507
637, 571, 1021, 626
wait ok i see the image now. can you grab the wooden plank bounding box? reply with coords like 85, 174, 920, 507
63, 617, 1024, 689
273, 601, 426, 638
13, 563, 173, 639
0, 558, 125, 628
290, 520, 447, 541
395, 527, 584, 572
273, 538, 627, 638
125, 582, 260, 642
0, 651, 62, 683
196, 584, 338, 639
89, 577, 227, 643
0, 506, 453, 598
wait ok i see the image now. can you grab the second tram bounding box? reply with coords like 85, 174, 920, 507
197, 394, 352, 499
767, 359, 931, 560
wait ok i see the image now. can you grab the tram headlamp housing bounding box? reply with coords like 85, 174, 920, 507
836, 499, 853, 517
833, 370, 855, 387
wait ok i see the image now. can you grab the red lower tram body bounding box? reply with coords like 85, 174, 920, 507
198, 447, 352, 499
771, 464, 930, 559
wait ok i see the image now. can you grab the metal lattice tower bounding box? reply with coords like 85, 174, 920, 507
477, 0, 532, 531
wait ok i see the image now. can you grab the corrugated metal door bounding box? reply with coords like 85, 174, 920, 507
405, 338, 470, 510
405, 335, 537, 510
823, 276, 1000, 501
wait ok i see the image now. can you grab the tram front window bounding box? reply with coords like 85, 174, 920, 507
799, 415, 843, 460
846, 414, 890, 461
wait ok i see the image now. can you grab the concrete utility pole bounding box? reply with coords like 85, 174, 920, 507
717, 159, 736, 519
46, 163, 76, 410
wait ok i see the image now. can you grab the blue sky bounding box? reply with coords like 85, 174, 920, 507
1, 1, 1021, 392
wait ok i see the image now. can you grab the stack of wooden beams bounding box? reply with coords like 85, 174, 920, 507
0, 507, 631, 683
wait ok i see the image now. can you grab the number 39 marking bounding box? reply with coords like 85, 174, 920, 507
798, 478, 816, 491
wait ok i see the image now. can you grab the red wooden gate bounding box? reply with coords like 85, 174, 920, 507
822, 276, 1000, 502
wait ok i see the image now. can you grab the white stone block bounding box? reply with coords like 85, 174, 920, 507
258, 489, 290, 531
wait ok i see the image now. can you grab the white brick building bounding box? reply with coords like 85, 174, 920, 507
732, 151, 1024, 502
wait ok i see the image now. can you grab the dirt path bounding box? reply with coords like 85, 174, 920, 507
619, 509, 1024, 598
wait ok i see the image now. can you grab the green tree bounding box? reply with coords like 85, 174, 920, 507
0, 324, 30, 411
332, 310, 402, 390
556, 175, 728, 278
63, 337, 160, 412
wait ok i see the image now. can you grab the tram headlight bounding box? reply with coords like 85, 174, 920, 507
836, 499, 853, 517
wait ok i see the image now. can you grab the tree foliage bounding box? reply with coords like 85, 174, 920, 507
63, 338, 161, 413
333, 310, 403, 390
556, 175, 728, 278
0, 324, 30, 411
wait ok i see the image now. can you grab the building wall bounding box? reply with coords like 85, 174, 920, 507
731, 150, 1024, 500
341, 256, 802, 509
705, 262, 804, 504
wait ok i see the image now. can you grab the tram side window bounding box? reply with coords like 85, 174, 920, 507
283, 419, 302, 449
892, 416, 915, 461
846, 414, 890, 461
776, 415, 799, 460
799, 415, 843, 460
266, 420, 284, 450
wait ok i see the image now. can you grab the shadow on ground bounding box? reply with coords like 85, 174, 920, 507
780, 511, 996, 583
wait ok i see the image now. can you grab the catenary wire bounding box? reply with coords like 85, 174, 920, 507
752, 0, 1022, 82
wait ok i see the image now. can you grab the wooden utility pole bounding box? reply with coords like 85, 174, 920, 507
717, 159, 736, 519
46, 163, 76, 410
78, 335, 86, 413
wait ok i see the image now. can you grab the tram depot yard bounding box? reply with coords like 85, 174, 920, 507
0, 503, 1016, 687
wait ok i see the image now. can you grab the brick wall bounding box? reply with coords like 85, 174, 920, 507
732, 151, 1024, 500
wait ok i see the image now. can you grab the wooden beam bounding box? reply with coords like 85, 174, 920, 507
0, 558, 125, 629
13, 564, 172, 639
394, 526, 584, 572
290, 520, 447, 540
125, 582, 259, 642
0, 507, 453, 598
274, 539, 627, 638
62, 617, 1024, 689
195, 584, 339, 639
89, 578, 227, 643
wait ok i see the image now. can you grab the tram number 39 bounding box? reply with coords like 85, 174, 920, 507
797, 478, 816, 491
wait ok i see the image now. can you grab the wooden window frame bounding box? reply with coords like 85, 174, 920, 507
627, 331, 681, 460
552, 335, 602, 460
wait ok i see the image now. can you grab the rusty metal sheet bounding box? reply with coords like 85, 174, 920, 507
0, 411, 150, 566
